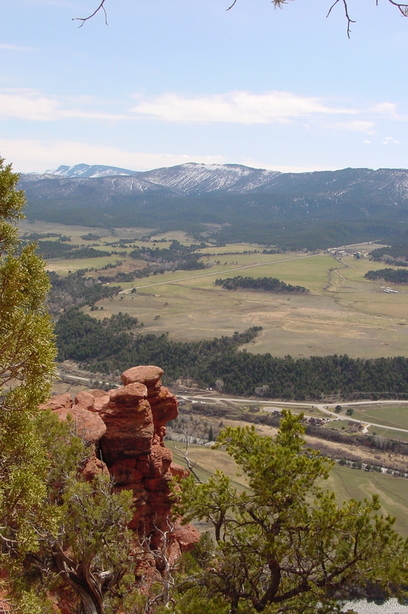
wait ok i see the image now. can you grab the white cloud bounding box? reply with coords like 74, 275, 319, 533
0, 44, 37, 51
382, 136, 399, 144
130, 91, 356, 124
0, 89, 60, 121
0, 138, 342, 174
25, 0, 75, 6
238, 158, 338, 173
0, 139, 228, 173
372, 102, 399, 116
371, 102, 406, 119
2, 88, 406, 134
326, 120, 376, 134
2, 88, 357, 126
369, 102, 408, 122
0, 89, 126, 121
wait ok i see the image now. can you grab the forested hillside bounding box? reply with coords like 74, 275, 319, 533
56, 310, 408, 399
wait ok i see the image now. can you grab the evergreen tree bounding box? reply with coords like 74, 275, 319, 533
0, 157, 56, 607
175, 412, 408, 614
0, 158, 134, 614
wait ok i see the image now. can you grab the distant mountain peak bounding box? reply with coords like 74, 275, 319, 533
19, 163, 408, 249
45, 163, 138, 179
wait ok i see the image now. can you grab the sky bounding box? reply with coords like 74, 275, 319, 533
1, 0, 408, 174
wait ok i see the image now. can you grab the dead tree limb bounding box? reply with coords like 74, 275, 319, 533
73, 0, 108, 27
326, 0, 356, 38
73, 0, 408, 36
174, 428, 203, 484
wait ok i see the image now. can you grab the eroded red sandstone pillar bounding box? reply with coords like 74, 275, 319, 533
43, 365, 197, 552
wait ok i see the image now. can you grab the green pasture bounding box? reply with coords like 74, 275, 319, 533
326, 464, 408, 537
20, 220, 111, 241
46, 255, 120, 275
344, 404, 408, 431
148, 230, 198, 243
325, 255, 408, 320
259, 403, 329, 419
198, 243, 271, 255
322, 410, 408, 442
85, 248, 408, 358
166, 441, 248, 490
367, 426, 408, 442
323, 419, 352, 431
19, 219, 157, 242
24, 220, 408, 359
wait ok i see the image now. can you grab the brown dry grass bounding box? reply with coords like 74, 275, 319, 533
21, 219, 408, 359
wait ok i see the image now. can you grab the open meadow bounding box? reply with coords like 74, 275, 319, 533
334, 403, 408, 432
327, 464, 408, 537
21, 220, 408, 360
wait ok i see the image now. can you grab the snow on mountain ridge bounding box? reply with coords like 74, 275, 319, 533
45, 163, 138, 179
42, 162, 283, 194
33, 162, 408, 200
136, 163, 282, 195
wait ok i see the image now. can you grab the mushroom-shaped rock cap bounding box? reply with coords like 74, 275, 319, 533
109, 382, 148, 404
121, 366, 164, 387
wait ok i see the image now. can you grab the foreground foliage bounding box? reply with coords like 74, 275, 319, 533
175, 413, 408, 614
0, 158, 134, 614
5, 411, 135, 614
0, 157, 56, 586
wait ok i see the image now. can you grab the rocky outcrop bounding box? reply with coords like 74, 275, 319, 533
41, 365, 199, 557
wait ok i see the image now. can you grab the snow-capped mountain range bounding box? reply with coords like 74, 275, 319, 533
45, 163, 139, 179
29, 162, 283, 196
32, 161, 408, 199
19, 162, 408, 248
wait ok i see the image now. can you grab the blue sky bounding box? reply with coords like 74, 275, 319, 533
1, 0, 408, 173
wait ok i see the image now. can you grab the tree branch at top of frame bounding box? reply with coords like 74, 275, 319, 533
73, 0, 108, 27
74, 0, 408, 37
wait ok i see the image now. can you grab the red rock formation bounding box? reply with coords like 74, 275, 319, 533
53, 405, 107, 446
43, 365, 199, 556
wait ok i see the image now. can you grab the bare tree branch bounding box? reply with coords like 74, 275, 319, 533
387, 0, 408, 16
233, 0, 408, 35
326, 0, 356, 38
226, 0, 238, 11
75, 0, 408, 32
73, 0, 108, 28
71, 0, 408, 40
174, 428, 203, 483
139, 515, 179, 614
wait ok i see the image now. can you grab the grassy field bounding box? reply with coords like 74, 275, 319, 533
167, 440, 248, 489
22, 220, 408, 359
166, 440, 408, 536
346, 404, 408, 430
321, 404, 408, 440
95, 251, 408, 358
366, 426, 408, 442
327, 464, 408, 537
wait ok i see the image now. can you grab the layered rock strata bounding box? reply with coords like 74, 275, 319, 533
41, 365, 197, 554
